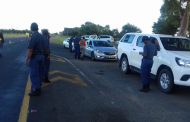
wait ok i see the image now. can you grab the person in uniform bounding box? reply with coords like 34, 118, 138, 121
74, 36, 81, 59
69, 36, 74, 52
41, 29, 51, 83
139, 36, 157, 92
26, 22, 46, 96
0, 33, 4, 57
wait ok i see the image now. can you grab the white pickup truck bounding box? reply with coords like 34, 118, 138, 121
117, 33, 190, 93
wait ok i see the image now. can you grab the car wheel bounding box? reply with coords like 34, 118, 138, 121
158, 68, 174, 93
91, 52, 96, 61
120, 56, 130, 74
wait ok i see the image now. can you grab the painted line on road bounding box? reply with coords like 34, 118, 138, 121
62, 57, 94, 85
18, 76, 31, 122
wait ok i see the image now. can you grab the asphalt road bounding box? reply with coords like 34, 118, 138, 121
0, 38, 29, 122
27, 43, 190, 122
0, 40, 190, 122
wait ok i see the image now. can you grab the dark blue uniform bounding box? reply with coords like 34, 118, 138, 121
140, 43, 157, 91
69, 37, 74, 52
74, 37, 81, 59
28, 31, 45, 93
42, 33, 50, 82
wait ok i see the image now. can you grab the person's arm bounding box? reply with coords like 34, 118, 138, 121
25, 49, 33, 65
25, 35, 35, 65
139, 46, 147, 57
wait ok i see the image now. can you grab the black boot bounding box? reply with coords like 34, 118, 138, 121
29, 88, 41, 96
139, 85, 150, 92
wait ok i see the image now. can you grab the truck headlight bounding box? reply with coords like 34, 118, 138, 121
176, 57, 190, 67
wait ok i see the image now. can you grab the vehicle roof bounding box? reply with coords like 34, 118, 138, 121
87, 39, 108, 42
124, 33, 188, 39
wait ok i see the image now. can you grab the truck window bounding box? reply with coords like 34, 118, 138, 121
123, 35, 135, 43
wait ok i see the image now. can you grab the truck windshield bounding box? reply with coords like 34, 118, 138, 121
160, 37, 190, 51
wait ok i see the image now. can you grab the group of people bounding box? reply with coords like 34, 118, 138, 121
26, 22, 51, 96
69, 36, 86, 60
0, 32, 4, 57
139, 36, 159, 92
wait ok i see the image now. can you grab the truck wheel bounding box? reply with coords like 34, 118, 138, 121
158, 68, 174, 93
120, 56, 130, 74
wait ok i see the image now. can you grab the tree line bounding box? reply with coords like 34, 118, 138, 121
62, 22, 142, 40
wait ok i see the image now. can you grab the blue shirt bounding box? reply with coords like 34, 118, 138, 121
73, 37, 81, 46
142, 43, 157, 60
28, 32, 45, 55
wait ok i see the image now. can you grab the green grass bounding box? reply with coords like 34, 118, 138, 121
51, 35, 69, 45
4, 33, 27, 39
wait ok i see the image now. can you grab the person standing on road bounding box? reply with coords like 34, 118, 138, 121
69, 36, 74, 52
0, 33, 4, 57
41, 29, 51, 83
139, 36, 157, 92
79, 37, 86, 60
26, 22, 46, 96
74, 36, 81, 59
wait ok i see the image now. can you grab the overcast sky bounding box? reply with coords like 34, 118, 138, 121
0, 0, 163, 33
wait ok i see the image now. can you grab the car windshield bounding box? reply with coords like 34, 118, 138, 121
93, 41, 112, 47
160, 37, 190, 51
99, 36, 110, 38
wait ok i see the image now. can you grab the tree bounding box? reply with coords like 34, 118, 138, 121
153, 0, 180, 35
153, 0, 190, 36
120, 23, 142, 37
178, 0, 190, 36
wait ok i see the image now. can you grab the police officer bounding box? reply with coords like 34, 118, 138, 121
41, 29, 51, 83
69, 36, 74, 52
74, 36, 81, 59
26, 22, 46, 96
139, 36, 157, 92
0, 32, 4, 57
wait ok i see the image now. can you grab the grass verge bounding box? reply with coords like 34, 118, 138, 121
50, 35, 69, 45
4, 33, 27, 39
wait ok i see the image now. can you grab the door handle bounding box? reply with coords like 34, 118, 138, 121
133, 48, 136, 50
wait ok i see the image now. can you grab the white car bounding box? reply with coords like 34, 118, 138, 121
63, 38, 74, 51
63, 38, 70, 48
98, 35, 114, 43
89, 35, 98, 40
118, 33, 190, 93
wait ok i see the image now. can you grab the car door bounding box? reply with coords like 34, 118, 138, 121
118, 34, 135, 65
85, 40, 93, 57
131, 35, 144, 69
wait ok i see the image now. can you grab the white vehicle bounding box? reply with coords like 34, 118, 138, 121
83, 35, 90, 40
63, 38, 70, 48
99, 35, 114, 43
118, 33, 190, 93
63, 38, 74, 51
89, 35, 98, 40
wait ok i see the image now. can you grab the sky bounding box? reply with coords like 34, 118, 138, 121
0, 0, 163, 33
